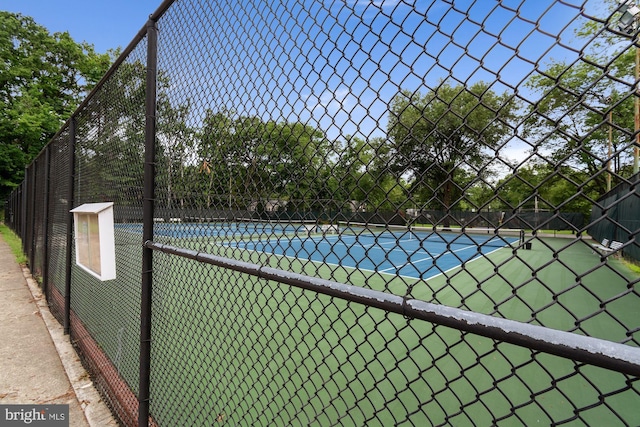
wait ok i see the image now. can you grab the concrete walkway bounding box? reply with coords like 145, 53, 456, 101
0, 233, 118, 427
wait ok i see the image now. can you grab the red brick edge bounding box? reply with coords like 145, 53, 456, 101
49, 285, 158, 427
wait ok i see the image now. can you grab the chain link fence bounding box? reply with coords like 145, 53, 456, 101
4, 0, 640, 425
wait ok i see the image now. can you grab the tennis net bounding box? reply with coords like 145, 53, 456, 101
233, 218, 318, 234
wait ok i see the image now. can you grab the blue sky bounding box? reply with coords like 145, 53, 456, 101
1, 0, 585, 123
2, 0, 589, 170
0, 0, 160, 53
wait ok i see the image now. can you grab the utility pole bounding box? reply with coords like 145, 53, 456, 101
618, 0, 640, 174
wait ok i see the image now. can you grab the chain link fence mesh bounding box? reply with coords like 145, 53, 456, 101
45, 129, 71, 324
66, 38, 150, 424
4, 0, 640, 425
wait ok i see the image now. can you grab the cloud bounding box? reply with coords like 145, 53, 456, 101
305, 87, 353, 114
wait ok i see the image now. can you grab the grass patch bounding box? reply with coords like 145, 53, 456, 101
0, 223, 27, 265
623, 258, 640, 274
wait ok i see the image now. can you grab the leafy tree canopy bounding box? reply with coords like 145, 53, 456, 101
0, 11, 112, 200
523, 0, 637, 193
387, 82, 518, 212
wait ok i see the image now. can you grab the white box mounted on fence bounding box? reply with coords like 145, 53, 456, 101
70, 202, 116, 281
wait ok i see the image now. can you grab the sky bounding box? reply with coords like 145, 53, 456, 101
1, 0, 589, 172
0, 0, 161, 53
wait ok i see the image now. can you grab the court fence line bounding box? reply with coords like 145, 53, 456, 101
4, 0, 640, 426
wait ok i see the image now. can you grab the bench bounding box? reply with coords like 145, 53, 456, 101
592, 238, 624, 257
591, 238, 610, 252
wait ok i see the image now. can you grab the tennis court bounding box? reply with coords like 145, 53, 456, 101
140, 226, 638, 426
225, 224, 521, 280
118, 221, 523, 280
112, 220, 639, 426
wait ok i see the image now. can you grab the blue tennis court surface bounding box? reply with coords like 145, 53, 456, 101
222, 230, 519, 280
116, 222, 520, 280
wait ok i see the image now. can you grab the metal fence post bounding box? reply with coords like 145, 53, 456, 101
21, 168, 27, 254
29, 160, 37, 272
139, 17, 158, 427
42, 146, 51, 299
16, 183, 19, 235
17, 183, 23, 240
64, 118, 76, 335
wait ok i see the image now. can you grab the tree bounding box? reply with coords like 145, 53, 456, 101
329, 136, 406, 213
492, 164, 594, 218
0, 12, 112, 200
73, 60, 147, 203
198, 110, 266, 210
198, 110, 330, 213
387, 82, 518, 224
523, 0, 636, 194
72, 59, 194, 213
262, 120, 329, 211
156, 99, 194, 211
329, 136, 375, 207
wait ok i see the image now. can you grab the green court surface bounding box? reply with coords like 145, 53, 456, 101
131, 234, 639, 426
